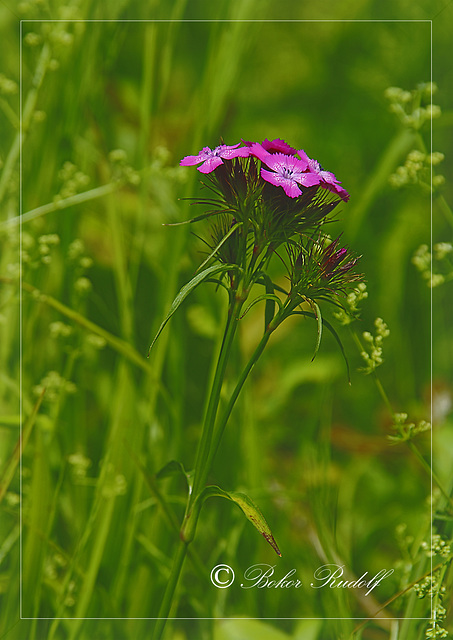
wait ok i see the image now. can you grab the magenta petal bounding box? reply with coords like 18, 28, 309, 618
249, 143, 272, 163
260, 168, 281, 185
233, 146, 252, 158
295, 172, 321, 187
297, 149, 311, 164
261, 169, 302, 198
261, 152, 306, 173
319, 170, 339, 185
221, 146, 250, 159
180, 146, 212, 166
180, 154, 206, 166
335, 185, 350, 202
281, 180, 303, 198
198, 156, 223, 173
261, 138, 298, 155
324, 183, 350, 202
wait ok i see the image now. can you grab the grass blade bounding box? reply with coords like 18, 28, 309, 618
148, 263, 236, 354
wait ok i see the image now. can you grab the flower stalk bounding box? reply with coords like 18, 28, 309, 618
150, 138, 364, 639
189, 294, 244, 503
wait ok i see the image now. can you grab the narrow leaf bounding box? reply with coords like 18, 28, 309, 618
199, 485, 282, 556
255, 274, 288, 296
293, 311, 351, 383
15, 279, 151, 373
164, 210, 225, 226
240, 293, 283, 321
0, 389, 45, 503
205, 278, 231, 293
148, 263, 236, 354
305, 299, 323, 362
196, 221, 242, 273
260, 272, 277, 330
156, 460, 192, 492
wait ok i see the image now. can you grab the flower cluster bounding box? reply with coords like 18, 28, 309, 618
413, 567, 450, 640
177, 138, 363, 353
389, 149, 445, 190
181, 139, 349, 202
412, 242, 453, 288
388, 412, 431, 444
180, 139, 352, 268
421, 534, 452, 559
359, 317, 390, 374
384, 82, 441, 131
288, 235, 361, 302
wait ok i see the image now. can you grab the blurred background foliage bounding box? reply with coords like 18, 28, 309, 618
0, 0, 452, 639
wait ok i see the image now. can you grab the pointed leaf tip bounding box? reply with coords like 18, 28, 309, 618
199, 486, 282, 557
147, 263, 236, 355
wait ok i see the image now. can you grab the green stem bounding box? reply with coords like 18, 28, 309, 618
0, 42, 51, 205
190, 295, 243, 502
1, 182, 120, 230
407, 441, 453, 511
351, 329, 453, 509
152, 294, 244, 638
371, 368, 453, 507
372, 373, 395, 417
1, 277, 152, 374
414, 130, 453, 228
128, 448, 207, 581
152, 540, 188, 640
346, 127, 416, 241
207, 326, 273, 471
436, 194, 453, 229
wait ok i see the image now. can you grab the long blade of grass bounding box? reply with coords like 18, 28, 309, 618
148, 262, 237, 354
0, 389, 45, 504
0, 183, 120, 230
0, 277, 152, 373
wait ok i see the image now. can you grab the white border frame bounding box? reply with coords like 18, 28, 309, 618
18, 17, 433, 626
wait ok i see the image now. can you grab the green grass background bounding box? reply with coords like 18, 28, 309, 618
0, 1, 452, 639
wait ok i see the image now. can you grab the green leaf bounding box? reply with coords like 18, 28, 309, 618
199, 485, 281, 556
305, 298, 323, 362
163, 210, 225, 226
240, 293, 283, 322
148, 263, 236, 354
293, 310, 351, 383
260, 272, 278, 330
156, 460, 192, 492
0, 389, 45, 503
256, 273, 288, 296
205, 277, 231, 293
196, 221, 242, 273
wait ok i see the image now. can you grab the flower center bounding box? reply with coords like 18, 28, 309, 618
281, 167, 294, 179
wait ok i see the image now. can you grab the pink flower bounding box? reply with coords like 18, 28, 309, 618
260, 138, 298, 155
250, 143, 320, 198
298, 149, 350, 202
180, 143, 250, 174
243, 138, 297, 155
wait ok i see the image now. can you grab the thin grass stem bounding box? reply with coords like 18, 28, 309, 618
1, 277, 152, 373
0, 43, 51, 205
152, 540, 188, 640
208, 327, 272, 469
1, 182, 120, 230
190, 296, 243, 502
